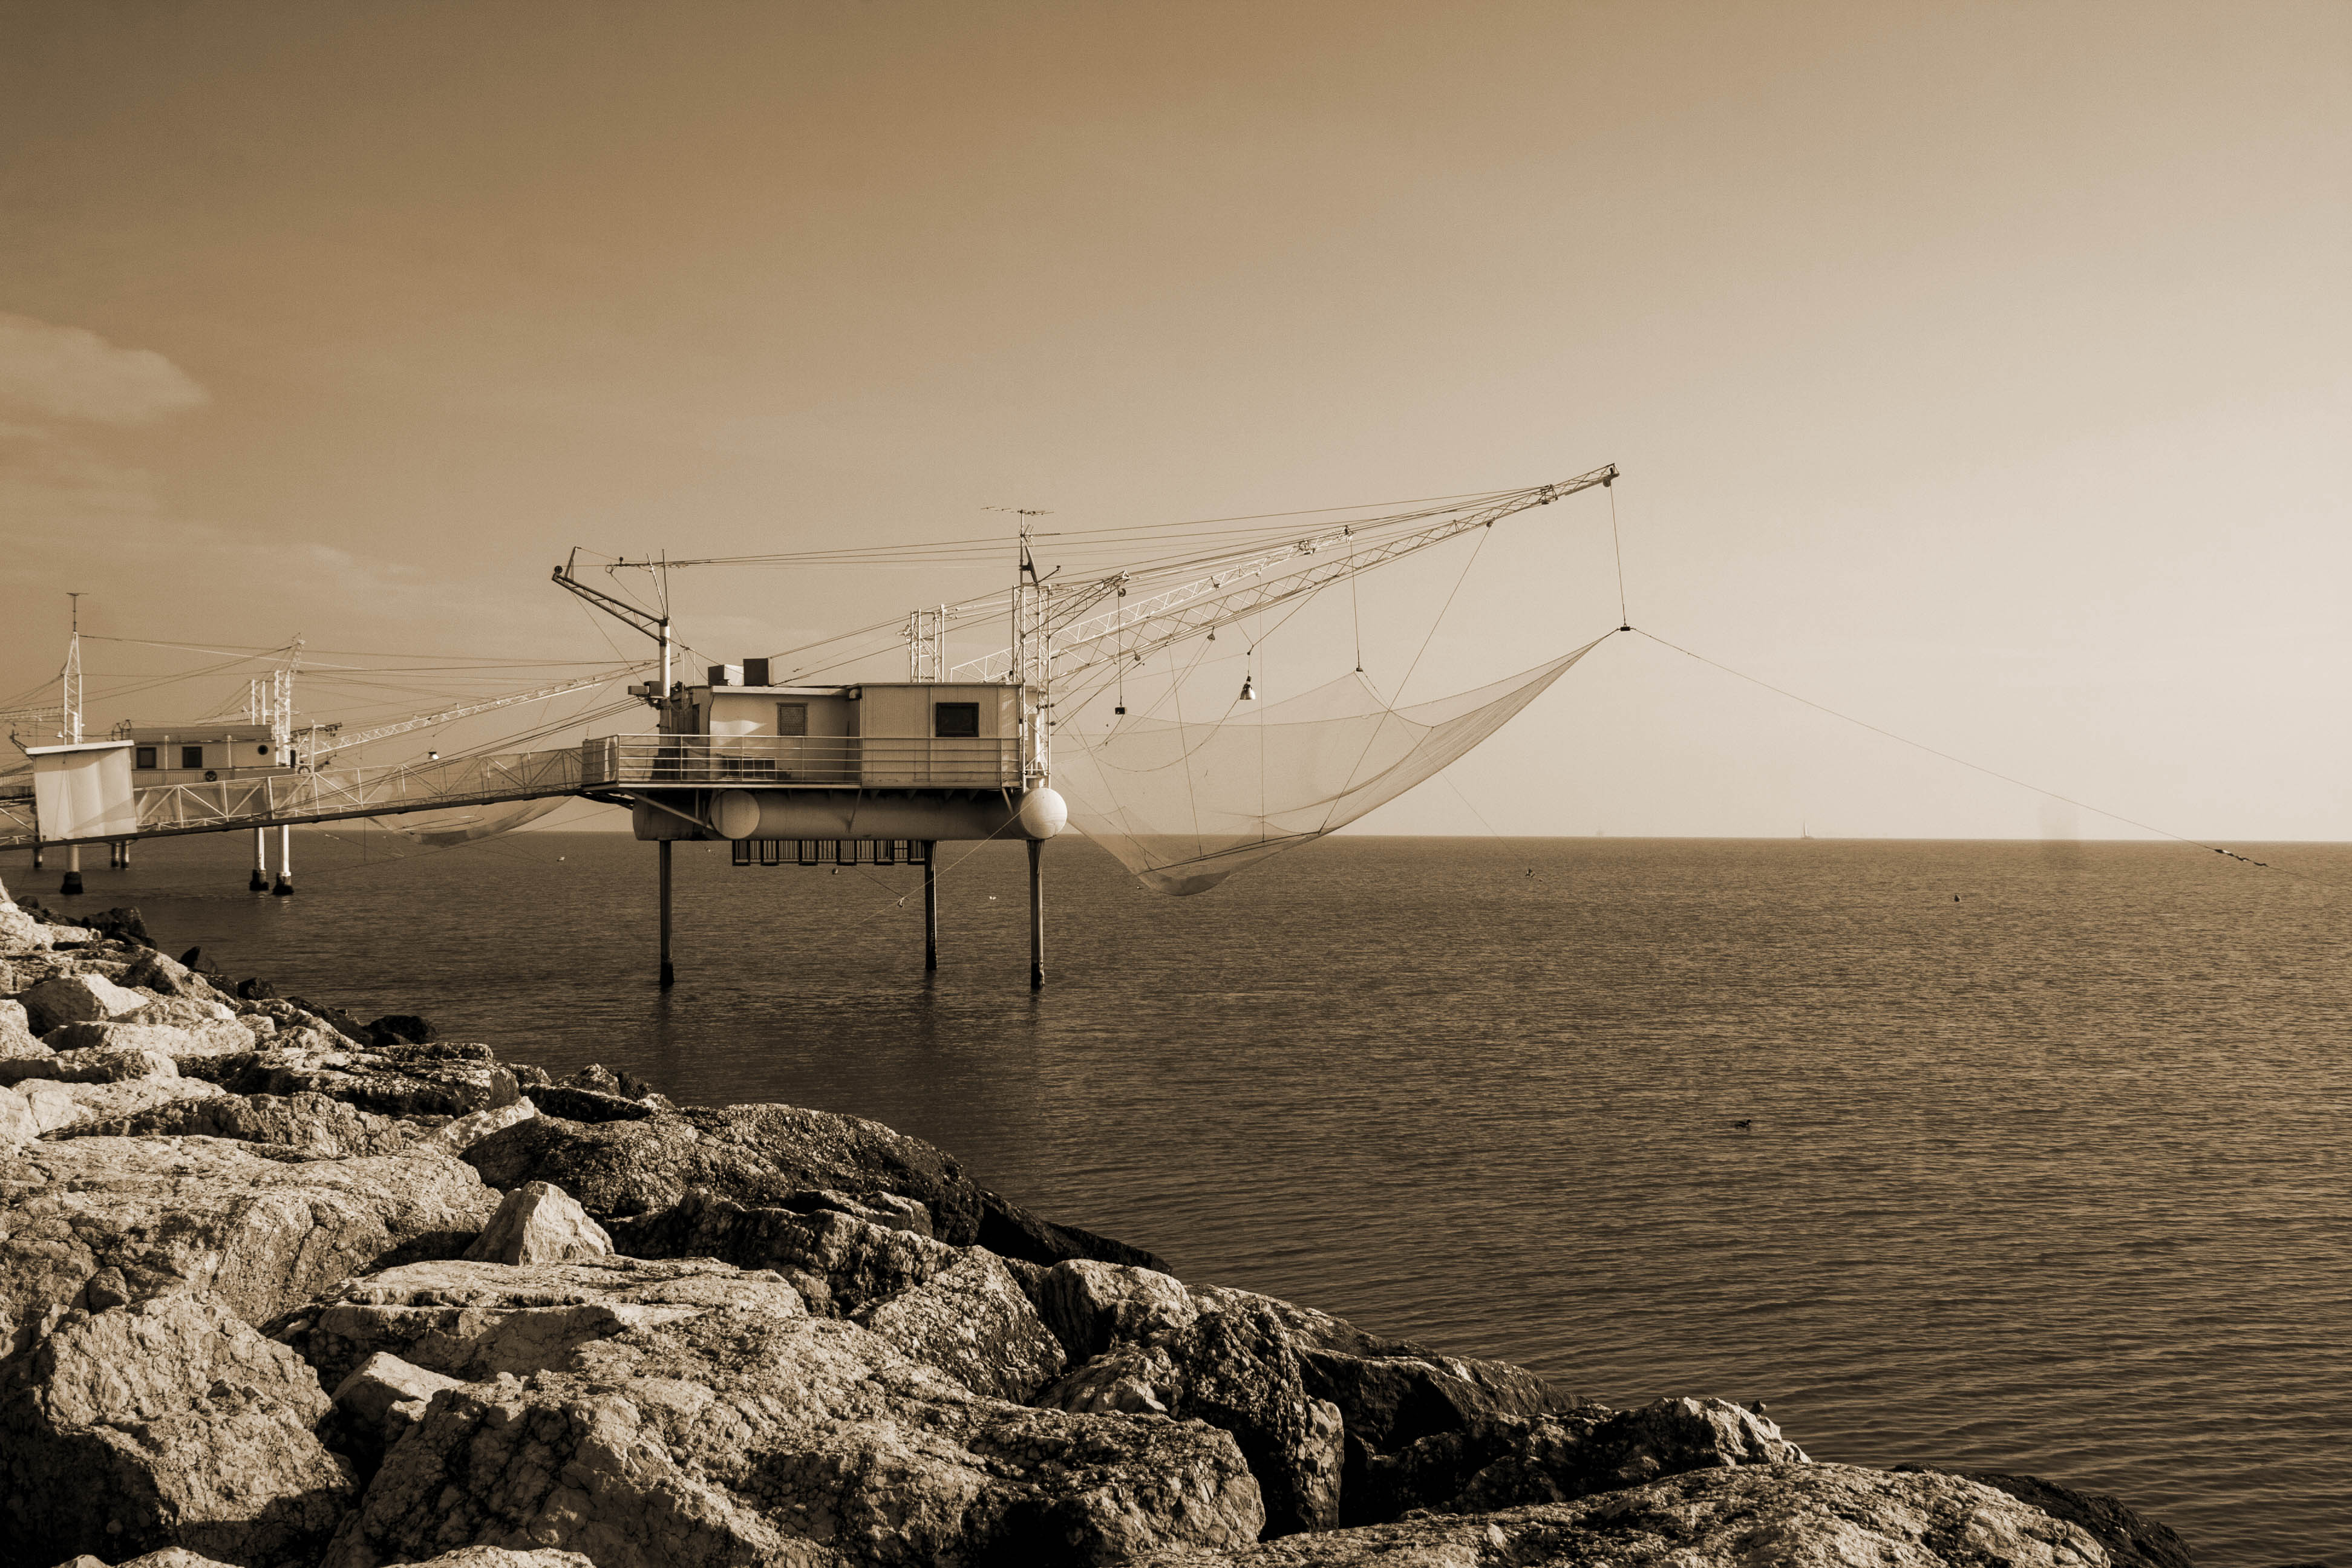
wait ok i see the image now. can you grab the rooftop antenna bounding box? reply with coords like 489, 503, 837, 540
62, 593, 83, 742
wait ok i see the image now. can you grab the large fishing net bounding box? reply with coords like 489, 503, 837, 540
368, 796, 569, 848
1053, 637, 1603, 894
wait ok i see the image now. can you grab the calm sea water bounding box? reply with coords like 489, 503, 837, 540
15, 829, 2350, 1565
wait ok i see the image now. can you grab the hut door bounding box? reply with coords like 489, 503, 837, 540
776, 702, 809, 779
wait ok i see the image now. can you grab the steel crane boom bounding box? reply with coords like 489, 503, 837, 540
305, 668, 647, 760
948, 465, 1616, 685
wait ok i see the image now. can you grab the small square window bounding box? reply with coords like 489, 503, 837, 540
135, 746, 157, 769
933, 702, 979, 738
776, 703, 808, 737
180, 745, 204, 770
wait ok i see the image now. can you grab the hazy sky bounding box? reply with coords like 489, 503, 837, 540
3, 1, 2345, 841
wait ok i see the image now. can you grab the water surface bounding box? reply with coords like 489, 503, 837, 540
21, 830, 2350, 1564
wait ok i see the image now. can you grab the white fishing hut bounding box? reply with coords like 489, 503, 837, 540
595, 656, 1066, 987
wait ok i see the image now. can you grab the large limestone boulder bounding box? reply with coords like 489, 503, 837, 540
1959, 1471, 2194, 1568
0, 999, 42, 1053
1042, 1259, 1204, 1359
198, 1039, 521, 1118
464, 1101, 1169, 1269
0, 1137, 501, 1356
0, 1085, 36, 1146
1353, 1396, 1807, 1520
33, 1023, 202, 1065
0, 902, 45, 952
4, 1041, 183, 1086
295, 1255, 811, 1388
417, 1096, 539, 1155
119, 948, 221, 1000
328, 1350, 468, 1477
18, 1074, 225, 1135
852, 1247, 1067, 1402
323, 1299, 1264, 1568
1040, 1295, 1346, 1536
0, 1292, 354, 1568
1137, 1464, 2113, 1566
50, 1091, 426, 1159
610, 1187, 964, 1314
18, 973, 150, 1033
1033, 1267, 1588, 1538
462, 1181, 613, 1265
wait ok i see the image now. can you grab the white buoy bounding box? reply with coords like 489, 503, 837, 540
1015, 786, 1068, 841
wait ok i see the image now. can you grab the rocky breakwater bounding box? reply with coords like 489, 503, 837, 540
0, 874, 2215, 1568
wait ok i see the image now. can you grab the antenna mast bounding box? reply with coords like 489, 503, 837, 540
62, 593, 82, 743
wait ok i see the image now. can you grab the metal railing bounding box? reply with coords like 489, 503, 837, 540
0, 745, 593, 849
591, 734, 1021, 789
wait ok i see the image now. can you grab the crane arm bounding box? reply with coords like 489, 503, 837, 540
305, 668, 647, 759
947, 465, 1616, 684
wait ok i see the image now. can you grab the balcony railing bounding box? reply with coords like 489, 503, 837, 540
589, 734, 1021, 790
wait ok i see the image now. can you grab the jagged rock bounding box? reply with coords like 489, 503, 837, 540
362, 1013, 436, 1045
0, 1292, 354, 1568
328, 1351, 466, 1475
525, 1082, 658, 1123
1, 1036, 57, 1079
295, 1256, 811, 1389
1042, 1259, 1203, 1361
0, 902, 44, 952
120, 949, 215, 999
74, 1550, 247, 1568
1040, 1295, 1344, 1535
397, 1551, 599, 1568
463, 1101, 1169, 1269
322, 1298, 1264, 1568
1960, 1470, 2194, 1568
416, 1096, 538, 1155
0, 1086, 36, 1146
8, 1042, 182, 1085
609, 1187, 961, 1315
1353, 1396, 1808, 1522
1, 999, 41, 1053
1296, 1336, 1581, 1457
19, 1075, 224, 1135
49, 1091, 424, 1159
0, 1137, 500, 1356
1139, 1463, 2111, 1566
202, 1040, 520, 1118
18, 973, 150, 1034
463, 1181, 613, 1265
39, 905, 156, 950
853, 1247, 1067, 1400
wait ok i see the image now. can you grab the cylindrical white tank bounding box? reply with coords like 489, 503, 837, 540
642, 787, 1068, 843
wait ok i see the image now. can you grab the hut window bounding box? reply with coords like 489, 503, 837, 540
135, 746, 157, 769
933, 702, 979, 738
776, 703, 807, 737
180, 745, 204, 769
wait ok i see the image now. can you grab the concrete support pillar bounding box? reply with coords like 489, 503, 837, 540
272, 825, 293, 895
60, 844, 82, 896
658, 839, 675, 989
251, 828, 269, 891
1027, 837, 1044, 991
31, 840, 42, 871
923, 841, 938, 972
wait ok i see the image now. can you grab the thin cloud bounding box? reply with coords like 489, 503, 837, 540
0, 313, 209, 425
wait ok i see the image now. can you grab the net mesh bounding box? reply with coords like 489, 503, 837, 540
1053, 638, 1602, 894
368, 796, 569, 848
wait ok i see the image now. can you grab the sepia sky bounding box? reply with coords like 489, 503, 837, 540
2, 1, 2346, 841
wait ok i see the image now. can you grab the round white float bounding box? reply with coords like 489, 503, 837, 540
710, 788, 762, 840
1016, 786, 1068, 840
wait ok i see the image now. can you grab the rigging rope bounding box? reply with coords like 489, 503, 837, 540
1635, 629, 2342, 890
